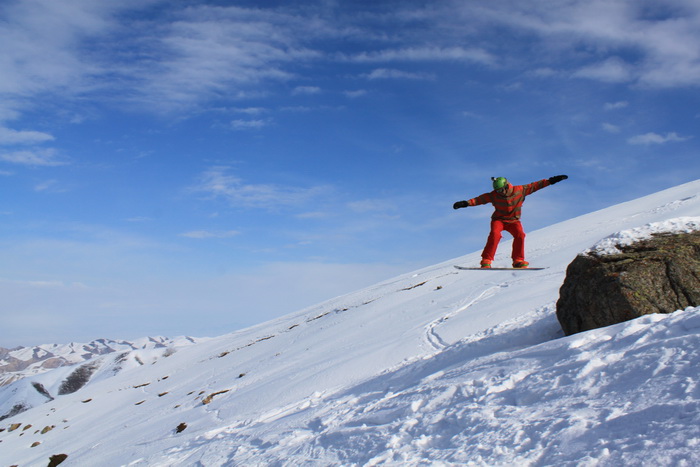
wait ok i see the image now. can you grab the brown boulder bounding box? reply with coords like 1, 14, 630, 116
48, 454, 68, 467
556, 231, 700, 335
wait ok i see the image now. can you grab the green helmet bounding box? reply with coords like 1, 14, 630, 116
492, 177, 508, 190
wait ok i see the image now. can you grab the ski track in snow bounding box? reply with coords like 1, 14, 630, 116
425, 268, 563, 351
425, 284, 505, 351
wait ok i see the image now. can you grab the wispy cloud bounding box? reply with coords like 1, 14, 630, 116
0, 149, 66, 166
230, 107, 268, 115
191, 166, 329, 209
572, 57, 634, 83
343, 89, 367, 98
0, 127, 54, 145
462, 111, 484, 120
628, 132, 691, 145
0, 1, 147, 115
470, 0, 700, 88
180, 230, 240, 239
296, 211, 331, 220
602, 123, 621, 134
604, 101, 629, 111
0, 278, 78, 289
34, 179, 63, 192
231, 119, 271, 130
2, 0, 698, 123
120, 6, 321, 112
347, 46, 495, 65
0, 125, 60, 169
292, 86, 321, 95
363, 68, 435, 80
0, 2, 322, 115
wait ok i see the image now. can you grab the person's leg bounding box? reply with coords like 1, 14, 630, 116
481, 220, 505, 264
503, 221, 526, 263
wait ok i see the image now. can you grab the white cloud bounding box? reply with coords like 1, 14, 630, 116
602, 123, 621, 134
343, 89, 367, 98
573, 57, 633, 83
0, 149, 65, 166
458, 0, 700, 88
34, 179, 62, 192
230, 107, 267, 115
292, 86, 321, 95
121, 6, 321, 112
180, 230, 240, 239
231, 119, 271, 130
280, 105, 343, 113
0, 1, 148, 116
348, 46, 495, 65
604, 101, 628, 111
628, 132, 691, 145
363, 68, 435, 80
296, 211, 331, 220
191, 166, 329, 209
0, 127, 54, 145
0, 2, 323, 116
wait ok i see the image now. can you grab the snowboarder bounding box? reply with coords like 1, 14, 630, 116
453, 175, 568, 268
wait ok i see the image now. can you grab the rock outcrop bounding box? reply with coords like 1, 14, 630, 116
556, 230, 700, 336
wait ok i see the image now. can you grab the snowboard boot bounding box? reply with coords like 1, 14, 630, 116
480, 260, 492, 269
513, 260, 529, 269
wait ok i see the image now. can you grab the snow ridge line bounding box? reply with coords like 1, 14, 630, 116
425, 284, 504, 351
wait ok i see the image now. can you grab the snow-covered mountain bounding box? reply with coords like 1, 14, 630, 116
1, 180, 699, 466
0, 337, 204, 387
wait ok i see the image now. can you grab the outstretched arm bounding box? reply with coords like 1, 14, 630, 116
522, 175, 568, 196
453, 192, 493, 209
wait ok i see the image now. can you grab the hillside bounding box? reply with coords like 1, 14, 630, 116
0, 337, 204, 387
1, 180, 699, 466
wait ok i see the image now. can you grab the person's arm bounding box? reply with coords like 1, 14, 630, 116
453, 192, 492, 209
522, 175, 568, 196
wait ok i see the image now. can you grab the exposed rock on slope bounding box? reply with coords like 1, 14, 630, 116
557, 219, 700, 336
57, 362, 100, 395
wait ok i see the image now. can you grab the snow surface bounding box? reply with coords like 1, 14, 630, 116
1, 180, 699, 466
586, 216, 700, 256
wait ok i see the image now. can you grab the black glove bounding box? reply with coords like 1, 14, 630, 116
549, 175, 568, 185
453, 200, 469, 210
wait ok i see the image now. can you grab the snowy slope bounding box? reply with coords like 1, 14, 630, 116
1, 180, 699, 466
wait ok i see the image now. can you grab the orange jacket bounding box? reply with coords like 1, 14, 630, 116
468, 179, 551, 222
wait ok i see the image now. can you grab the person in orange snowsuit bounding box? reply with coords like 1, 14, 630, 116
453, 175, 568, 268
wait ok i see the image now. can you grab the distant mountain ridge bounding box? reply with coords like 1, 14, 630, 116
0, 336, 203, 387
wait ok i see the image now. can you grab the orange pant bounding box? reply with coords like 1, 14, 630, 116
482, 220, 526, 262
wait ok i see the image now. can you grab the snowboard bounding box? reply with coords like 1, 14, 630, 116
454, 265, 546, 271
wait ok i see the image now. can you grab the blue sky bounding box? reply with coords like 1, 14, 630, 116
1, 0, 699, 347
